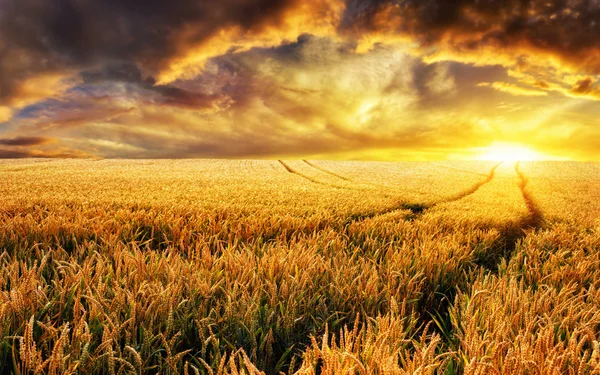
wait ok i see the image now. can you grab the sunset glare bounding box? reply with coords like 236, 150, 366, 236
478, 143, 545, 162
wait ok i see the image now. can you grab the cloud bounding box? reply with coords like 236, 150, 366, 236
5, 1, 598, 108
425, 64, 457, 95
3, 1, 600, 96
0, 148, 90, 159
0, 136, 88, 159
79, 63, 233, 111
2, 1, 600, 160
341, 1, 600, 74
4, 36, 469, 158
0, 106, 12, 122
338, 0, 600, 108
478, 82, 548, 97
0, 136, 56, 147
0, 0, 343, 107
567, 77, 600, 100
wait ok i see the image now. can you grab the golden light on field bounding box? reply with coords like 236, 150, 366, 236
1, 159, 600, 374
4, 0, 600, 371
477, 142, 545, 162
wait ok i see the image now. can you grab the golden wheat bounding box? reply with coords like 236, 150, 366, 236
0, 159, 598, 374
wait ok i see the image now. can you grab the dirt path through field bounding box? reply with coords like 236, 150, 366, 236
278, 160, 331, 186
397, 162, 502, 218
469, 162, 546, 272
346, 162, 503, 223
515, 161, 545, 227
302, 160, 352, 182
438, 162, 502, 204
279, 160, 384, 192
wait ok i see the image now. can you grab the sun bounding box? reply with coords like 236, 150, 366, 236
477, 142, 543, 162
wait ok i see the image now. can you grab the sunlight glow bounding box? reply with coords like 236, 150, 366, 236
477, 142, 544, 162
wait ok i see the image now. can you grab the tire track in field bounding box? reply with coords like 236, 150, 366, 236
279, 160, 381, 192
302, 159, 388, 190
347, 162, 502, 223
437, 162, 502, 204
475, 162, 545, 271
340, 161, 504, 349
515, 161, 545, 227
398, 162, 502, 218
278, 160, 349, 188
302, 160, 352, 181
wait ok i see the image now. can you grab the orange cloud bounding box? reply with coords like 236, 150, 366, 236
156, 0, 345, 84
478, 82, 548, 97
4, 0, 600, 110
341, 0, 600, 98
0, 106, 12, 122
5, 37, 482, 159
1, 0, 345, 105
0, 148, 91, 159
0, 135, 88, 159
0, 136, 57, 147
2, 0, 600, 160
566, 77, 600, 100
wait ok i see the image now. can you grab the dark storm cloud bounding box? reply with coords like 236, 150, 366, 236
0, 149, 37, 158
0, 0, 336, 105
5, 35, 472, 159
568, 77, 600, 99
0, 136, 55, 146
341, 0, 600, 73
79, 64, 231, 110
1, 0, 600, 160
2, 0, 600, 107
0, 135, 88, 158
0, 148, 89, 158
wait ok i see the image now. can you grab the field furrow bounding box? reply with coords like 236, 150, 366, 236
348, 162, 503, 223
516, 161, 600, 225
277, 160, 330, 187
515, 161, 545, 228
302, 160, 352, 182
438, 162, 502, 204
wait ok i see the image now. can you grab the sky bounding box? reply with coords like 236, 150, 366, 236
1, 0, 599, 160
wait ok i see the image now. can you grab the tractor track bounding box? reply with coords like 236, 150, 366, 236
278, 160, 361, 190
302, 160, 352, 182
341, 160, 547, 363
301, 159, 433, 191
278, 160, 329, 186
438, 163, 502, 204
346, 162, 503, 224
302, 159, 385, 190
279, 160, 381, 192
515, 161, 545, 228
473, 162, 546, 271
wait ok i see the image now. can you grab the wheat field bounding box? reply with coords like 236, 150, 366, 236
1, 159, 599, 375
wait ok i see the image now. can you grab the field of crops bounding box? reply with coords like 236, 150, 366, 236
1, 159, 599, 374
